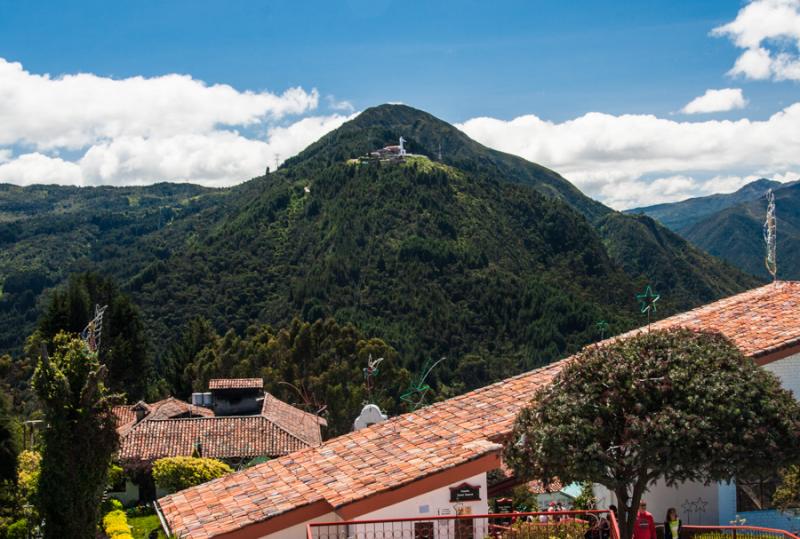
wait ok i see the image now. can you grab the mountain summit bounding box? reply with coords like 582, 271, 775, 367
287, 104, 610, 220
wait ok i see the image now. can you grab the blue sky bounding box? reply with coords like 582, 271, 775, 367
1, 0, 799, 208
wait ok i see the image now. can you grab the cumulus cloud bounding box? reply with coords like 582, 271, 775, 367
0, 58, 353, 187
713, 0, 800, 81
681, 88, 748, 114
457, 104, 800, 209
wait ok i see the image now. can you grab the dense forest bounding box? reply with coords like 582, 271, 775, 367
0, 104, 761, 432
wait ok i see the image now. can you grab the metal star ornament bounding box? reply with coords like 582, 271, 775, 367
636, 286, 660, 314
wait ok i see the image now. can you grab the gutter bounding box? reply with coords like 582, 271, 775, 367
154, 500, 173, 538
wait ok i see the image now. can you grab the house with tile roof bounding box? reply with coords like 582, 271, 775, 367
111, 381, 325, 505
156, 282, 800, 539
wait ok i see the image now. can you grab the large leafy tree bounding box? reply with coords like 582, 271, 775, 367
506, 328, 800, 539
38, 272, 152, 400
32, 332, 119, 539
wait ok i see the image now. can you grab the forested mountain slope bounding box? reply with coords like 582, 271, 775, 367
0, 104, 759, 389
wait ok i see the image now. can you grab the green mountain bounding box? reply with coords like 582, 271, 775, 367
628, 178, 782, 232
0, 104, 759, 382
0, 183, 221, 351
682, 183, 800, 281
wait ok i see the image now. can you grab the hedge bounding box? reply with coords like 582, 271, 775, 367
103, 509, 133, 539
152, 456, 233, 493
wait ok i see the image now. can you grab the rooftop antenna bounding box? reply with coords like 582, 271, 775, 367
363, 354, 384, 403
81, 304, 108, 355
764, 189, 777, 283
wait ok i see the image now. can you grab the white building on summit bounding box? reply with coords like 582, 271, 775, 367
368, 137, 409, 160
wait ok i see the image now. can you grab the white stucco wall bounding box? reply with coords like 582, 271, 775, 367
260, 473, 489, 539
593, 480, 719, 526
763, 352, 800, 397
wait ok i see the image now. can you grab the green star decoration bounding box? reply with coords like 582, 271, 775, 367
636, 285, 660, 314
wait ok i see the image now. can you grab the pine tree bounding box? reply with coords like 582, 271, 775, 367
32, 332, 119, 539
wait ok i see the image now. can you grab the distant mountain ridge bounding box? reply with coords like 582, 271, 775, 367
0, 104, 759, 387
628, 178, 784, 232
682, 183, 800, 280
630, 177, 799, 280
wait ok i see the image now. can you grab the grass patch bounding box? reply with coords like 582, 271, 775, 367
128, 514, 165, 539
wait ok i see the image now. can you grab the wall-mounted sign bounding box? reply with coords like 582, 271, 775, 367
449, 482, 481, 502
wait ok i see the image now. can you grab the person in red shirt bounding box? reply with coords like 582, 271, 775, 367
633, 501, 656, 539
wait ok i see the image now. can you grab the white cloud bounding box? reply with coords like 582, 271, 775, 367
713, 0, 800, 81
326, 95, 355, 112
0, 58, 319, 151
0, 58, 352, 188
457, 103, 800, 209
681, 88, 748, 114
0, 153, 82, 186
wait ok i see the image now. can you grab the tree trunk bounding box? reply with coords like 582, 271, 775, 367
615, 487, 633, 539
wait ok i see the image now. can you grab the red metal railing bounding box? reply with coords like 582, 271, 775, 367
307, 510, 621, 539
681, 525, 800, 539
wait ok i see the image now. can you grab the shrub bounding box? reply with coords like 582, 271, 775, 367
100, 497, 124, 515
16, 450, 40, 504
103, 509, 133, 539
6, 520, 27, 539
108, 464, 126, 492
152, 456, 233, 493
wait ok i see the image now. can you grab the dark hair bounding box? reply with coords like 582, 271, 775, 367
665, 508, 678, 522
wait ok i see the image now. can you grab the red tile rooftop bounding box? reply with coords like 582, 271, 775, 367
158, 282, 800, 539
114, 395, 322, 466
208, 378, 264, 390
118, 416, 310, 465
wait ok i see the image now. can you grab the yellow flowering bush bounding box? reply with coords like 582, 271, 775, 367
152, 456, 233, 493
103, 509, 133, 539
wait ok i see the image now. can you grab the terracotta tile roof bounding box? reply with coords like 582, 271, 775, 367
208, 378, 264, 390
113, 405, 137, 435
146, 397, 215, 421
115, 395, 322, 467
261, 392, 326, 445
157, 362, 563, 538
624, 281, 800, 359
118, 416, 310, 465
158, 282, 800, 539
113, 398, 214, 436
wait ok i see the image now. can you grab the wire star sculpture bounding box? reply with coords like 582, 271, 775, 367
400, 357, 446, 411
